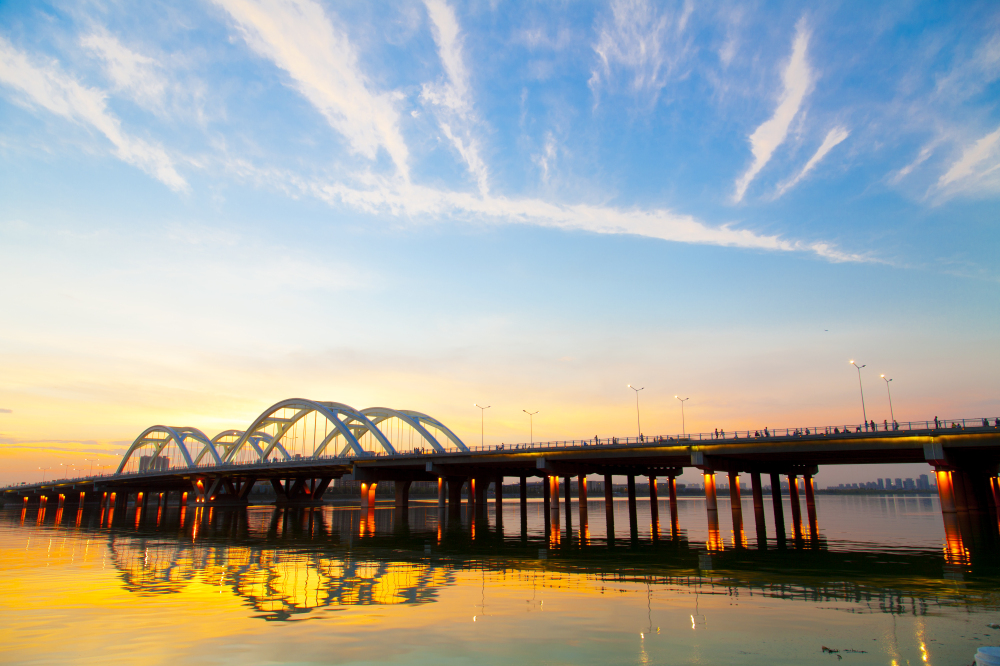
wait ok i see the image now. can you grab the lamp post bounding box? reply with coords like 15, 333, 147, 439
522, 410, 538, 445
627, 385, 644, 438
675, 396, 690, 437
850, 360, 868, 426
881, 374, 895, 424
84, 458, 97, 476
39, 466, 51, 482
60, 463, 75, 478
474, 403, 490, 447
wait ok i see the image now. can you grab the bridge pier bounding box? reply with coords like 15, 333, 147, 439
495, 476, 503, 529
728, 471, 743, 547
667, 473, 679, 537
751, 472, 767, 548
437, 477, 445, 512
394, 480, 411, 513
704, 471, 722, 550
770, 472, 786, 546
520, 475, 528, 537
788, 474, 803, 540
627, 475, 638, 541
648, 475, 659, 539
604, 473, 615, 544
578, 475, 588, 537
563, 476, 572, 533
803, 473, 818, 538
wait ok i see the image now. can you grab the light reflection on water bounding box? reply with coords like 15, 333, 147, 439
1, 496, 999, 665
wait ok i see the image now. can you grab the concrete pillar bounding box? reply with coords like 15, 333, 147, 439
728, 471, 743, 544
551, 476, 560, 510
952, 471, 969, 512
360, 481, 372, 511
140, 490, 150, 514
751, 472, 767, 548
788, 474, 803, 538
667, 475, 678, 535
448, 478, 463, 519
563, 476, 572, 528
437, 477, 445, 511
520, 475, 528, 535
627, 475, 638, 540
803, 474, 818, 536
990, 476, 1000, 512
703, 471, 718, 513
543, 474, 551, 535
394, 480, 411, 512
604, 473, 615, 542
469, 477, 477, 513
495, 476, 503, 527
578, 475, 588, 530
769, 472, 786, 544
648, 475, 659, 536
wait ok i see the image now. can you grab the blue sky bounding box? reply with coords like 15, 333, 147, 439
0, 0, 998, 486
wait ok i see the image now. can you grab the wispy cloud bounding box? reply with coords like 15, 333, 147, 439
421, 0, 490, 195
0, 408, 11, 414
773, 126, 849, 199
214, 0, 411, 181
935, 124, 1000, 195
733, 20, 812, 202
533, 132, 557, 183
0, 37, 187, 191
589, 0, 692, 104
81, 29, 167, 111
890, 144, 935, 184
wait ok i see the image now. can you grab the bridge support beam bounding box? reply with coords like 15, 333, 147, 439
563, 476, 572, 531
770, 472, 786, 546
648, 475, 659, 539
804, 473, 818, 537
627, 475, 638, 541
604, 473, 615, 543
667, 474, 678, 536
751, 472, 767, 548
788, 474, 803, 539
729, 471, 743, 547
495, 476, 503, 528
704, 471, 721, 549
520, 475, 528, 536
394, 480, 411, 513
578, 475, 588, 535
437, 477, 445, 511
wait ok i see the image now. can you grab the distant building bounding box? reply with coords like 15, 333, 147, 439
894, 478, 903, 490
885, 477, 893, 490
904, 478, 915, 490
917, 474, 930, 491
877, 478, 884, 490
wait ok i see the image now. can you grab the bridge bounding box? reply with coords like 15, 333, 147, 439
4, 397, 999, 550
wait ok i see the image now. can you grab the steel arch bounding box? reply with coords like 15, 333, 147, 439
117, 426, 221, 474
358, 407, 469, 453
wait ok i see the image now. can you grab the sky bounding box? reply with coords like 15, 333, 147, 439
0, 0, 998, 488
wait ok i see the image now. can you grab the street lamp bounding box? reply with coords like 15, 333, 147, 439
523, 410, 539, 444
474, 403, 491, 447
849, 360, 868, 427
881, 374, 895, 424
84, 458, 97, 476
60, 463, 75, 478
675, 396, 690, 437
39, 466, 51, 482
628, 385, 644, 438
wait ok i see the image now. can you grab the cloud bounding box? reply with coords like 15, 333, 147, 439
421, 0, 490, 195
0, 37, 187, 191
773, 126, 849, 198
936, 124, 1000, 194
533, 132, 557, 183
81, 29, 167, 111
733, 20, 812, 202
0, 408, 11, 414
890, 144, 935, 184
590, 0, 691, 103
214, 0, 411, 180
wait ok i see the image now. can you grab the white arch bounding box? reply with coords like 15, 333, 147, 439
117, 426, 220, 474
358, 407, 468, 453
399, 409, 469, 452
222, 398, 389, 463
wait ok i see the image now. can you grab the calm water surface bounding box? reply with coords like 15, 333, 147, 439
2, 495, 999, 665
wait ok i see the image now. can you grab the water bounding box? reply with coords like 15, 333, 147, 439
2, 495, 999, 665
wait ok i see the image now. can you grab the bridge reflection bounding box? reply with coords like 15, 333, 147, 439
13, 503, 998, 622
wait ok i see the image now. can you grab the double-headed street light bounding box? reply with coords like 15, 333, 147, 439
84, 458, 97, 476
850, 360, 868, 426
39, 466, 51, 482
474, 403, 490, 447
675, 396, 689, 437
881, 374, 895, 424
523, 410, 539, 444
627, 385, 644, 438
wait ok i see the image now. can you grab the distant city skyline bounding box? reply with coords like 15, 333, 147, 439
1, 1, 998, 487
